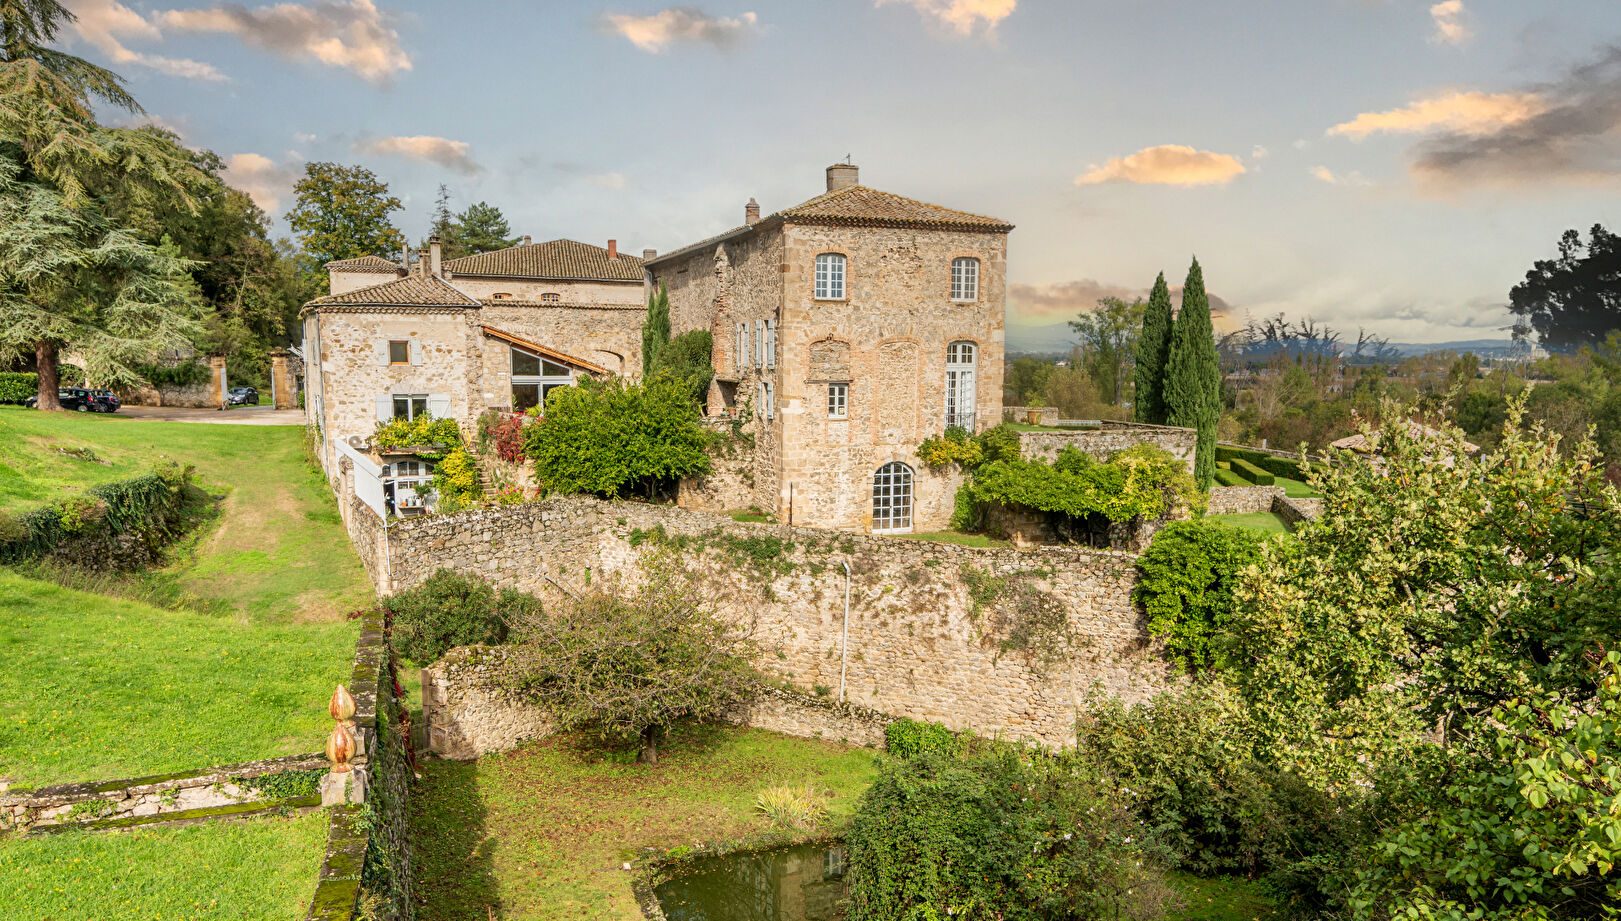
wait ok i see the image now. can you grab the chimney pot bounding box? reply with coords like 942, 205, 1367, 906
607, 239, 618, 259
826, 162, 859, 192
745, 197, 761, 225
642, 248, 657, 261
521, 234, 532, 246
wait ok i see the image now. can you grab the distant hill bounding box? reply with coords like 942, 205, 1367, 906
1007, 324, 1526, 360
1385, 339, 1525, 358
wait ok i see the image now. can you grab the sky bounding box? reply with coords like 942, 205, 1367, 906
60, 0, 1621, 346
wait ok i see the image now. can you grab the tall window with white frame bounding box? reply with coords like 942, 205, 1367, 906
827, 382, 848, 419
872, 462, 914, 533
944, 341, 977, 431
951, 257, 979, 301
510, 346, 574, 414
814, 253, 846, 300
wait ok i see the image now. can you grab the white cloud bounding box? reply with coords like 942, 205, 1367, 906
161, 0, 411, 84
878, 0, 1016, 36
1430, 0, 1469, 46
1329, 90, 1546, 140
1251, 145, 1270, 160
223, 152, 300, 213
1310, 165, 1371, 187
1076, 145, 1247, 187
603, 8, 759, 53
64, 0, 227, 81
358, 135, 481, 175
587, 172, 628, 190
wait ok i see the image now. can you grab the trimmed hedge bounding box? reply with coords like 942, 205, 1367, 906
0, 465, 200, 568
0, 372, 38, 404
1214, 468, 1248, 487
1217, 445, 1306, 481
1227, 457, 1275, 486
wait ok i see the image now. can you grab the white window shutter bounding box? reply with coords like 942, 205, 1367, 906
754, 320, 764, 369
765, 320, 776, 369
375, 395, 392, 422
768, 382, 776, 420
374, 340, 389, 366
408, 339, 422, 366
427, 394, 452, 419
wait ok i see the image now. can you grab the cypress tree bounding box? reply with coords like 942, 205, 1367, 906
1132, 272, 1175, 423
641, 283, 671, 377
1163, 258, 1222, 489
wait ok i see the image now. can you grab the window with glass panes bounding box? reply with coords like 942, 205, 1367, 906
388, 340, 410, 364
814, 253, 845, 299
951, 257, 979, 301
871, 462, 914, 533
827, 382, 848, 418
944, 341, 977, 430
510, 346, 574, 414
392, 394, 428, 420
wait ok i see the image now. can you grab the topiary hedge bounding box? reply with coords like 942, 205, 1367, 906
1217, 444, 1307, 481
1227, 456, 1275, 486
0, 372, 38, 404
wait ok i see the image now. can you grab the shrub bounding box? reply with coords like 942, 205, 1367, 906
430, 446, 481, 503
884, 718, 959, 759
1134, 519, 1266, 673
962, 443, 1201, 528
384, 569, 528, 664
916, 426, 984, 470
0, 371, 38, 403
523, 375, 712, 500
650, 330, 714, 403
1214, 467, 1248, 487
0, 465, 198, 568
477, 410, 528, 463
754, 784, 826, 830
1228, 456, 1275, 486
372, 415, 463, 459
845, 747, 1176, 921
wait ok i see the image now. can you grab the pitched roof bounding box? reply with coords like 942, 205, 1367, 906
646, 184, 1013, 267
305, 274, 481, 310
444, 239, 644, 282
480, 325, 609, 375
324, 255, 404, 274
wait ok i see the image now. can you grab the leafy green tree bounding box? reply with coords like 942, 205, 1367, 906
285, 162, 404, 269
1509, 224, 1620, 352
454, 201, 517, 256
1164, 258, 1222, 489
423, 182, 455, 251
498, 569, 760, 763
0, 0, 209, 408
385, 569, 530, 664
522, 375, 712, 499
649, 329, 713, 403
641, 283, 671, 377
1070, 295, 1144, 407
1134, 519, 1266, 673
1003, 355, 1054, 406
1133, 272, 1175, 423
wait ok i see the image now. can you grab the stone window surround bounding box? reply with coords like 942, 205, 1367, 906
812, 251, 848, 301
945, 339, 979, 431
950, 255, 981, 302
387, 339, 410, 365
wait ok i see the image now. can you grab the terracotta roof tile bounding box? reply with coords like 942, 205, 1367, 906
324, 255, 405, 274
306, 274, 481, 310
444, 239, 644, 282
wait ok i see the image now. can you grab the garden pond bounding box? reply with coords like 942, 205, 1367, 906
653, 842, 848, 921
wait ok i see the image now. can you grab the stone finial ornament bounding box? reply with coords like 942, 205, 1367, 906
329, 684, 356, 724
326, 723, 356, 773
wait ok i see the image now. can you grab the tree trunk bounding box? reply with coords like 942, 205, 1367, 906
637, 724, 661, 765
35, 340, 61, 411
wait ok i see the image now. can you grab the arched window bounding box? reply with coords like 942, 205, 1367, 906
872, 462, 914, 533
951, 257, 979, 301
945, 341, 977, 430
814, 253, 846, 300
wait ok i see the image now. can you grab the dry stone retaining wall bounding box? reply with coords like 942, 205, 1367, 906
1018, 423, 1197, 474
368, 496, 1175, 748
1207, 486, 1286, 516
1273, 494, 1324, 528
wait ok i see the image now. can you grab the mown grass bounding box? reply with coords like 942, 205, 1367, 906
0, 810, 326, 921
1167, 872, 1280, 921
0, 571, 355, 788
1211, 511, 1293, 534
410, 728, 881, 920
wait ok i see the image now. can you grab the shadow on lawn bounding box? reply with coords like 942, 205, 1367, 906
410, 758, 502, 920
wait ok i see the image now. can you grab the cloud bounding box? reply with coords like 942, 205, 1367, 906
65, 0, 227, 80
223, 152, 300, 212
1429, 0, 1469, 46
1010, 279, 1235, 325
1251, 145, 1270, 160
1328, 90, 1546, 139
1310, 165, 1371, 186
1075, 145, 1247, 187
603, 7, 759, 52
1413, 46, 1621, 189
587, 172, 627, 189
160, 0, 411, 84
877, 0, 1016, 36
357, 135, 481, 175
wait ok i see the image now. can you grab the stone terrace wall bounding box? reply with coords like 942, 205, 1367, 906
378, 497, 1175, 748
1018, 423, 1197, 474
1207, 486, 1286, 516
1273, 494, 1324, 529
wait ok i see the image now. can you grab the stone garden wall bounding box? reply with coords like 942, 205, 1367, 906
1274, 494, 1324, 528
366, 496, 1176, 748
1207, 485, 1286, 516
1017, 423, 1197, 474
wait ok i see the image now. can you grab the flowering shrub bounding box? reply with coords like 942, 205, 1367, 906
478, 411, 528, 463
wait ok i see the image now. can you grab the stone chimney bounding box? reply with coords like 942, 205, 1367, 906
826, 162, 859, 192
417, 248, 429, 277
744, 197, 760, 225
521, 234, 532, 246
428, 236, 443, 278
607, 239, 618, 259
642, 248, 657, 261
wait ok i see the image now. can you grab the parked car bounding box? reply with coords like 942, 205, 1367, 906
23, 388, 120, 412
226, 386, 259, 406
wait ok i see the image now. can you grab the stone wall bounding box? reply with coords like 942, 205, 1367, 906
372, 496, 1174, 748
1207, 485, 1286, 515
1017, 423, 1197, 473
0, 754, 324, 832
1004, 406, 1060, 425
117, 380, 219, 408
1273, 494, 1324, 528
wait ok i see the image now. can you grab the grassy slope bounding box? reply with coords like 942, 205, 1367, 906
410, 729, 881, 921
1211, 511, 1292, 535
0, 811, 326, 921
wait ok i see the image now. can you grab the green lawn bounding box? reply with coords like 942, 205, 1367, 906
1211, 512, 1293, 535
1271, 475, 1321, 499
0, 810, 326, 921
0, 571, 355, 788
410, 728, 881, 920
1167, 873, 1280, 921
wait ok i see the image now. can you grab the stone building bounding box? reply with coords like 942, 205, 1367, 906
648, 163, 1013, 532
301, 237, 646, 512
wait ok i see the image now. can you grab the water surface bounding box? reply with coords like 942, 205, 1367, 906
653, 842, 848, 921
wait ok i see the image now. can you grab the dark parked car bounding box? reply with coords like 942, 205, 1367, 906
23, 388, 120, 412
226, 386, 259, 406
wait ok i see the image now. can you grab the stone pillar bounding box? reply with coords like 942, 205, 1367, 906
269, 350, 296, 410
207, 355, 227, 409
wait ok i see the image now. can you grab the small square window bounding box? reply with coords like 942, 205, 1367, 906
388, 340, 410, 364
827, 382, 848, 419
392, 394, 428, 420
540, 293, 560, 303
